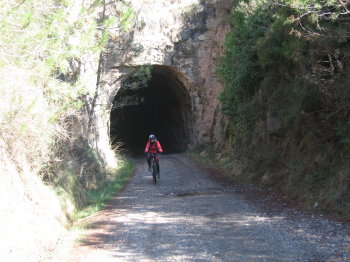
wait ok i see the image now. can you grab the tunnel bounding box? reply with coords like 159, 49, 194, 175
110, 65, 192, 154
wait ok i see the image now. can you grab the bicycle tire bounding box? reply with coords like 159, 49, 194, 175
152, 157, 157, 184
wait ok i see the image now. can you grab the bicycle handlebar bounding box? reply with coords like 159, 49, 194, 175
149, 153, 160, 156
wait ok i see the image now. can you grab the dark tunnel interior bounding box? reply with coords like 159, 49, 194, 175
110, 66, 192, 154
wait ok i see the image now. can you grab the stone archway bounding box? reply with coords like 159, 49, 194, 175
109, 65, 193, 154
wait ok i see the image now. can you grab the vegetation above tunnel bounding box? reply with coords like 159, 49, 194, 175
217, 0, 350, 217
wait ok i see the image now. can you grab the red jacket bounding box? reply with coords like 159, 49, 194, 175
145, 141, 163, 154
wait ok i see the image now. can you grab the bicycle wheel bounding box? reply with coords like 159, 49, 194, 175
152, 158, 157, 184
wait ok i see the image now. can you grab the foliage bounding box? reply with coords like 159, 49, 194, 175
120, 7, 135, 31
0, 69, 54, 170
0, 0, 104, 173
74, 157, 134, 220
123, 65, 152, 90
217, 0, 350, 217
113, 65, 153, 109
0, 0, 135, 219
0, 0, 119, 115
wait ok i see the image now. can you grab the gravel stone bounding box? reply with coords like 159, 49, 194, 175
71, 154, 350, 262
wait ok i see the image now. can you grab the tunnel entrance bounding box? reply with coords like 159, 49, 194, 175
110, 65, 192, 154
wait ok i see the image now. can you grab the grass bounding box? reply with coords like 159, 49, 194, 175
74, 157, 135, 220
187, 145, 350, 221
186, 145, 217, 163
186, 145, 233, 171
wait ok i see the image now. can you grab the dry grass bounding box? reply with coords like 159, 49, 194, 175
0, 67, 56, 170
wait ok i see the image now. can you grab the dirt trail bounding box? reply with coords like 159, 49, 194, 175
71, 154, 350, 261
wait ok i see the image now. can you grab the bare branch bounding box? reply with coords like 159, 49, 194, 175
339, 0, 350, 13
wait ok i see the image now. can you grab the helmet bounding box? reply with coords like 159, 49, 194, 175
149, 134, 157, 141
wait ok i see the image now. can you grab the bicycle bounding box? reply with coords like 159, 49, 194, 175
149, 153, 160, 184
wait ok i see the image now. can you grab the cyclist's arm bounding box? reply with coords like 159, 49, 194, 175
156, 141, 163, 153
144, 141, 150, 153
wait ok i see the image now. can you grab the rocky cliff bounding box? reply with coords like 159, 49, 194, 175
98, 0, 233, 150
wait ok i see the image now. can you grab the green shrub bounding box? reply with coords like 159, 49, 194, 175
217, 0, 350, 217
74, 157, 135, 220
0, 0, 135, 219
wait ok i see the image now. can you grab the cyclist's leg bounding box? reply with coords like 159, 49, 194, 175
156, 158, 160, 175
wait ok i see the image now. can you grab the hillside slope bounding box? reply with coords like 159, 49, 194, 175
217, 0, 350, 218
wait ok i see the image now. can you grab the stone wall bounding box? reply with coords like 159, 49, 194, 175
101, 0, 234, 148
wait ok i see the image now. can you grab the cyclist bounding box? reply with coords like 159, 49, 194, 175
144, 134, 163, 177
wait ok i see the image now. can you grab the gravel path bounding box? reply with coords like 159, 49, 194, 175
71, 154, 350, 262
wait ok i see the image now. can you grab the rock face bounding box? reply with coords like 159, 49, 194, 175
101, 0, 233, 148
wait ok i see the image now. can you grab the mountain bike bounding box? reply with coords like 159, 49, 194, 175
150, 153, 160, 184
